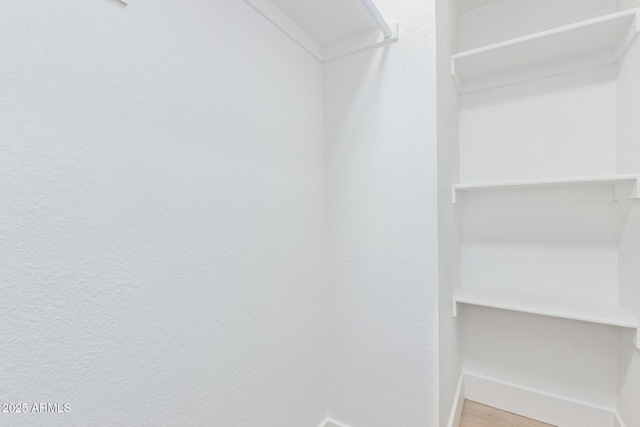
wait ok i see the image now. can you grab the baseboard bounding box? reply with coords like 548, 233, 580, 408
325, 374, 621, 427
447, 372, 619, 427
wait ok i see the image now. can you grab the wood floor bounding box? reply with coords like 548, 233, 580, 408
460, 400, 556, 427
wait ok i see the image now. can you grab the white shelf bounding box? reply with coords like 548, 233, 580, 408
452, 174, 640, 203
243, 0, 399, 62
454, 287, 639, 329
451, 9, 640, 93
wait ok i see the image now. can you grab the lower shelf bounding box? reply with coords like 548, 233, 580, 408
453, 286, 639, 329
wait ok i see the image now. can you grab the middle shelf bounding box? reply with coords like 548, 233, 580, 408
452, 174, 640, 203
453, 286, 639, 329
451, 8, 640, 93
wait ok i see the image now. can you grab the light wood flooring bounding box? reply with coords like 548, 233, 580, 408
460, 400, 556, 427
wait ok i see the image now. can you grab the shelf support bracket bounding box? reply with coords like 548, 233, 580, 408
634, 328, 640, 350
451, 60, 463, 92
453, 300, 458, 318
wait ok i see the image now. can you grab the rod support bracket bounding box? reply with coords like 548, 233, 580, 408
359, 0, 393, 38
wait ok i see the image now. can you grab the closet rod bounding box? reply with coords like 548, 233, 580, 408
360, 0, 393, 38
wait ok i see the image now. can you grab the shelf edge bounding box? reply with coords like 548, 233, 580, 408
451, 174, 640, 203
450, 9, 640, 93
451, 8, 639, 60
454, 294, 639, 329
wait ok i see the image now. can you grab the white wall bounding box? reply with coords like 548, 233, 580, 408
0, 0, 326, 425
617, 202, 640, 427
461, 307, 619, 408
618, 0, 640, 10
616, 1, 640, 422
459, 66, 617, 183
436, 0, 462, 425
617, 3, 640, 175
461, 200, 618, 301
323, 0, 439, 425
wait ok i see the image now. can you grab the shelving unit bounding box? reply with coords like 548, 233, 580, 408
453, 287, 639, 329
451, 9, 640, 93
452, 174, 640, 203
446, 1, 640, 424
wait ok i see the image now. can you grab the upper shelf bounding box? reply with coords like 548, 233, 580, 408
451, 9, 640, 93
269, 0, 379, 46
244, 0, 398, 62
452, 174, 640, 203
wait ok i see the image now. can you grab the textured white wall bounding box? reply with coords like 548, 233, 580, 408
436, 0, 462, 425
0, 0, 326, 425
323, 0, 439, 425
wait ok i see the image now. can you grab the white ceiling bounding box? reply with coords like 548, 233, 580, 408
458, 0, 503, 14
269, 0, 378, 46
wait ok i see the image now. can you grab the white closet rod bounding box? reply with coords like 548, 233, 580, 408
359, 0, 393, 38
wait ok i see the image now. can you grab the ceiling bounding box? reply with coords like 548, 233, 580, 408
269, 0, 378, 46
458, 0, 503, 14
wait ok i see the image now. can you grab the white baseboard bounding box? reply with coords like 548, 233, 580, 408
447, 372, 619, 427
324, 374, 623, 427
